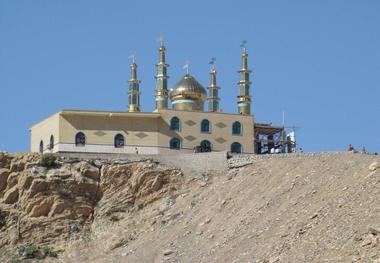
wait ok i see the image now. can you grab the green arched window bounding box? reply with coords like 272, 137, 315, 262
39, 140, 44, 153
49, 135, 54, 150
232, 121, 242, 135
231, 142, 242, 153
114, 134, 125, 148
75, 132, 86, 146
201, 119, 211, 133
170, 138, 181, 150
170, 117, 180, 131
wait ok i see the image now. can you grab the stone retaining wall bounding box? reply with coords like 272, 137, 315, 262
58, 151, 228, 177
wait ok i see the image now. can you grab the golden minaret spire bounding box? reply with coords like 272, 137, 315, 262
127, 53, 141, 112
237, 40, 252, 115
154, 35, 170, 110
207, 57, 220, 112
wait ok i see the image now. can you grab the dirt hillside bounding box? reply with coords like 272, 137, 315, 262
0, 152, 379, 262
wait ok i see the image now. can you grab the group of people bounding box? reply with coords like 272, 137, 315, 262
348, 144, 367, 154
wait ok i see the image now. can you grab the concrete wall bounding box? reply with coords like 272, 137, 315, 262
153, 151, 228, 177
58, 151, 228, 177
158, 109, 254, 153
59, 113, 160, 148
56, 144, 160, 155
30, 112, 60, 153
30, 109, 255, 154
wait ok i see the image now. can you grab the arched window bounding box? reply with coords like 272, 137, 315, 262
114, 134, 125, 148
201, 119, 211, 133
49, 135, 54, 150
75, 132, 86, 146
170, 138, 181, 150
232, 121, 242, 135
231, 142, 242, 153
200, 140, 212, 152
170, 117, 180, 131
39, 140, 44, 153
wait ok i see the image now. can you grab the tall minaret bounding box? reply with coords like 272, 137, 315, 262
207, 57, 220, 112
128, 54, 141, 112
155, 36, 169, 110
237, 41, 252, 115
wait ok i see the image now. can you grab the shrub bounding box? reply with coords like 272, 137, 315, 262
42, 246, 58, 257
18, 245, 58, 259
20, 245, 40, 259
40, 153, 56, 168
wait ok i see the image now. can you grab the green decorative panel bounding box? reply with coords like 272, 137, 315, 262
94, 131, 106, 137
135, 132, 148, 139
215, 122, 227, 129
184, 135, 196, 141
215, 137, 227, 144
185, 120, 196, 126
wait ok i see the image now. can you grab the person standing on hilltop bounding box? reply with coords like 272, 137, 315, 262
348, 144, 355, 152
361, 146, 366, 154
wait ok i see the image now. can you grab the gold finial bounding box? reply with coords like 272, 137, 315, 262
183, 60, 190, 75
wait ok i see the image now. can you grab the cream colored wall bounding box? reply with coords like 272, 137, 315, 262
158, 109, 254, 153
30, 112, 60, 153
59, 113, 159, 148
30, 109, 254, 154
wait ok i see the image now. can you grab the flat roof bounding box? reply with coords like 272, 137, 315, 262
30, 108, 254, 130
255, 123, 284, 135
60, 109, 160, 118
158, 108, 254, 117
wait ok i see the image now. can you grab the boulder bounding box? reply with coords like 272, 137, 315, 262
75, 162, 100, 181
6, 172, 19, 189
3, 185, 19, 204
28, 179, 50, 197
369, 162, 380, 171
29, 196, 55, 217
47, 169, 72, 179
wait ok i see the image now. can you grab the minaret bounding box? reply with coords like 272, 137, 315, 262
128, 54, 141, 112
237, 41, 252, 115
207, 57, 220, 112
155, 36, 169, 110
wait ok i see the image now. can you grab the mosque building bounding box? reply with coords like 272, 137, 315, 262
30, 41, 286, 155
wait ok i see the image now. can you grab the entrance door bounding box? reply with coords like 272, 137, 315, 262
231, 142, 242, 153
200, 140, 212, 152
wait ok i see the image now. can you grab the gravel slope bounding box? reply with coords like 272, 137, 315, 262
60, 153, 380, 263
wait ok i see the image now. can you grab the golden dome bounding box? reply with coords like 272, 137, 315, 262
171, 74, 207, 101
170, 74, 207, 111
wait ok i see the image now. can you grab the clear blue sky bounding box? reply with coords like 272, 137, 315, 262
1, 0, 379, 153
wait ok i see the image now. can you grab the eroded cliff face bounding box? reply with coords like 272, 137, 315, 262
0, 152, 182, 261
0, 152, 379, 263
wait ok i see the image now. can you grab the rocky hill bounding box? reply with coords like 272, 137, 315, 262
0, 152, 379, 262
